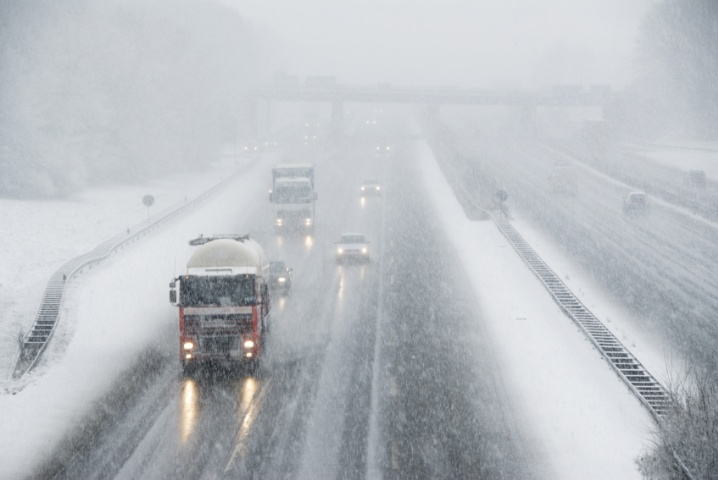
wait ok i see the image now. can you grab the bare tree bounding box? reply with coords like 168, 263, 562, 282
638, 368, 718, 479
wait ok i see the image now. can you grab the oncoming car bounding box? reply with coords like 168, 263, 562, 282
360, 179, 382, 197
334, 233, 370, 263
268, 260, 292, 294
375, 145, 392, 156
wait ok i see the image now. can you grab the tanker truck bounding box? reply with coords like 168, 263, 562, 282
169, 234, 271, 372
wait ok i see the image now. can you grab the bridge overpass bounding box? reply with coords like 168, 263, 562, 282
240, 82, 611, 136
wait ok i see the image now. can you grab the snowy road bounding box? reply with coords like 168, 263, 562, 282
49, 137, 537, 479
435, 130, 718, 374
4, 123, 655, 479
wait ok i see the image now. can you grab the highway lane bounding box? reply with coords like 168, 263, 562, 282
373, 142, 534, 479
37, 130, 538, 479
436, 129, 718, 372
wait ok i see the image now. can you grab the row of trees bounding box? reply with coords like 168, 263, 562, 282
627, 0, 718, 140
0, 0, 263, 198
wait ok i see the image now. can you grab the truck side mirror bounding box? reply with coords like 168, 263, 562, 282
169, 290, 177, 304
169, 280, 176, 288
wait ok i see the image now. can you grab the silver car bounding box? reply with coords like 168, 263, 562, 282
334, 233, 370, 263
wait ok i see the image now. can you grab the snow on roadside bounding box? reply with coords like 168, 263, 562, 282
628, 142, 718, 179
0, 154, 255, 379
511, 216, 687, 387
0, 152, 275, 480
415, 139, 653, 479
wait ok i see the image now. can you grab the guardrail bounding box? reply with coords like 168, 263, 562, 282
10, 160, 258, 379
488, 212, 671, 417
488, 212, 697, 479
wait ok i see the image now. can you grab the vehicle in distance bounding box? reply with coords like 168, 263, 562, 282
269, 163, 317, 231
686, 170, 706, 188
335, 233, 370, 263
360, 179, 382, 197
623, 191, 650, 214
268, 260, 292, 295
375, 145, 392, 156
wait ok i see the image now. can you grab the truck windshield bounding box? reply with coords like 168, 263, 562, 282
180, 275, 255, 306
273, 184, 313, 203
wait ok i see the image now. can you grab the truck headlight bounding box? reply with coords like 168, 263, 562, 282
183, 342, 194, 350
361, 248, 368, 254
337, 248, 344, 254
243, 340, 255, 349
305, 218, 312, 226
276, 219, 283, 226
278, 277, 286, 283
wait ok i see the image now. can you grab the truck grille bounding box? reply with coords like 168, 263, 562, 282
184, 314, 252, 332
200, 335, 238, 354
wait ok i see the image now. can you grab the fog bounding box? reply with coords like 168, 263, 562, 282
0, 0, 262, 197
1, 1, 717, 477
2, 0, 715, 199
223, 0, 655, 87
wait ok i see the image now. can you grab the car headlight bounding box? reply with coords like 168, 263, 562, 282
278, 277, 286, 283
183, 342, 194, 350
361, 186, 365, 191
337, 248, 344, 254
361, 247, 368, 254
243, 340, 255, 349
305, 218, 312, 226
376, 186, 381, 191
276, 219, 283, 226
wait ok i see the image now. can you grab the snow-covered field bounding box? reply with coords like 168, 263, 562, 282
1, 136, 702, 478
629, 142, 718, 179
0, 149, 275, 478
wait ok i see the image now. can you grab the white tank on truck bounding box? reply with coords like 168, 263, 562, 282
169, 234, 271, 373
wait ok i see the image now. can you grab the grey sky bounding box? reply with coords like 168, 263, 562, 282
218, 0, 656, 88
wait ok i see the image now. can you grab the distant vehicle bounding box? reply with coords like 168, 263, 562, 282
241, 140, 261, 156
268, 261, 292, 295
169, 234, 271, 373
269, 163, 317, 231
334, 233, 370, 263
375, 145, 392, 156
623, 192, 650, 214
686, 170, 706, 188
360, 179, 382, 197
549, 165, 578, 195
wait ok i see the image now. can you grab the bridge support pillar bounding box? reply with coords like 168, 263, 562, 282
331, 100, 344, 137
237, 96, 259, 140
427, 104, 440, 128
